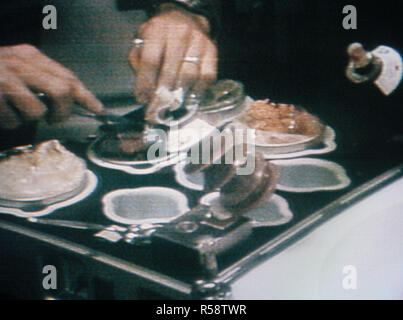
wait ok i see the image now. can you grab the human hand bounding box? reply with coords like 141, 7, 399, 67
128, 3, 218, 123
0, 44, 104, 130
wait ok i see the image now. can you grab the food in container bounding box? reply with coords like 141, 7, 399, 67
227, 99, 334, 157
0, 140, 87, 206
242, 99, 323, 143
94, 130, 151, 162
197, 80, 248, 128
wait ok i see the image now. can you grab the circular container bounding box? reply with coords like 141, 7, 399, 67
87, 135, 187, 175
0, 142, 91, 210
0, 175, 88, 210
198, 80, 249, 128
102, 187, 189, 225
226, 101, 336, 158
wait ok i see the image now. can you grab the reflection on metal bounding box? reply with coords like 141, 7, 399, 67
346, 42, 382, 84
346, 42, 403, 95
211, 163, 403, 287
0, 220, 193, 297
192, 279, 233, 300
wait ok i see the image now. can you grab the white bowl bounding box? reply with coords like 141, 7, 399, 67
102, 187, 189, 225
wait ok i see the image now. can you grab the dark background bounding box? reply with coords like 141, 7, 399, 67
1, 1, 403, 159
0, 0, 403, 299
217, 1, 403, 162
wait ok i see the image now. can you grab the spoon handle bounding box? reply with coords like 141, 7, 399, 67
27, 217, 107, 231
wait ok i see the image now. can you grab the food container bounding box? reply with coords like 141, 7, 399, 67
0, 141, 96, 211
197, 79, 249, 128
226, 100, 337, 159
102, 187, 189, 225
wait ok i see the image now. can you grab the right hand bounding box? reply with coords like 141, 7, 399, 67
0, 44, 104, 130
128, 3, 218, 123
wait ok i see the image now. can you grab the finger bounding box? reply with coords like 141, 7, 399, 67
8, 63, 73, 122
128, 45, 141, 72
0, 72, 47, 121
15, 45, 78, 81
176, 31, 205, 91
0, 94, 21, 130
144, 94, 161, 124
135, 30, 165, 103
193, 41, 218, 94
11, 61, 103, 118
71, 80, 104, 114
12, 56, 104, 115
48, 94, 74, 123
157, 30, 190, 91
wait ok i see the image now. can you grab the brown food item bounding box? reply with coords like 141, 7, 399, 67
97, 131, 150, 161
246, 100, 322, 136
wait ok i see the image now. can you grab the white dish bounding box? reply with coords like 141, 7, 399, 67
200, 192, 293, 227
226, 121, 336, 159
273, 158, 351, 192
0, 140, 87, 202
102, 187, 189, 225
87, 139, 188, 175
0, 170, 98, 218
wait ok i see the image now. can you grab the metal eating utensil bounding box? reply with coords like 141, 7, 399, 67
26, 217, 166, 244
74, 109, 136, 127
36, 92, 144, 128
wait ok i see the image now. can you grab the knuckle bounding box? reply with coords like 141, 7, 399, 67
26, 105, 47, 120
168, 22, 190, 39
12, 44, 39, 56
3, 57, 24, 73
139, 19, 159, 37
147, 16, 164, 28
201, 69, 216, 81
0, 75, 10, 87
207, 42, 218, 57
141, 55, 160, 69
128, 48, 137, 60
61, 69, 77, 81
137, 24, 148, 38
0, 65, 14, 86
191, 29, 205, 41
47, 80, 72, 98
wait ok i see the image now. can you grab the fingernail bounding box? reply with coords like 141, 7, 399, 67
93, 100, 105, 114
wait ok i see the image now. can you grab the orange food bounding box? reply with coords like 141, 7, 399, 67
246, 99, 322, 136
